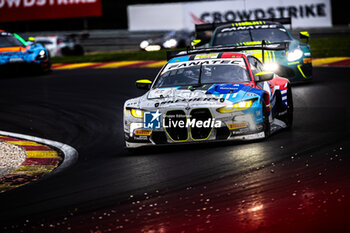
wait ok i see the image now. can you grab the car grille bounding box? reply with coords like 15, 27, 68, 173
151, 131, 168, 144
164, 110, 188, 141
216, 126, 230, 140
190, 108, 212, 140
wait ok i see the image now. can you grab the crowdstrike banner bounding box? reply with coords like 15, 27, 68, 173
128, 0, 332, 31
0, 0, 101, 22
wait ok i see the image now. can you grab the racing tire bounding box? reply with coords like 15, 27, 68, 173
284, 85, 294, 128
262, 100, 270, 139
276, 85, 293, 129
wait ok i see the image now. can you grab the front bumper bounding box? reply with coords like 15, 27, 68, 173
124, 108, 265, 148
277, 61, 312, 82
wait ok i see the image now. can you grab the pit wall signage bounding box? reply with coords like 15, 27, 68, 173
128, 0, 332, 31
0, 0, 102, 22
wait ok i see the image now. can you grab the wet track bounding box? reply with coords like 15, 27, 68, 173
0, 67, 349, 232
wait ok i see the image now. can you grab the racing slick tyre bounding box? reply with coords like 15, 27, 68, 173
263, 100, 270, 139
275, 85, 293, 129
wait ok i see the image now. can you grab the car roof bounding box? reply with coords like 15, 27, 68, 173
168, 52, 248, 63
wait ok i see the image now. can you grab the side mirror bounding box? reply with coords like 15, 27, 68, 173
28, 37, 35, 42
136, 79, 152, 90
191, 39, 201, 47
299, 31, 309, 43
255, 72, 274, 82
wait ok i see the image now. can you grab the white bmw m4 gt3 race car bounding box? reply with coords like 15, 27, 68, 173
123, 46, 293, 149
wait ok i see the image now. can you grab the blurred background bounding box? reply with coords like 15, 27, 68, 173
1, 0, 348, 56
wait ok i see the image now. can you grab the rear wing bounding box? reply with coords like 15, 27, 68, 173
195, 17, 292, 32
167, 40, 287, 63
194, 17, 292, 46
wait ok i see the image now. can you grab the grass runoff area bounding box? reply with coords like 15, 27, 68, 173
52, 36, 350, 64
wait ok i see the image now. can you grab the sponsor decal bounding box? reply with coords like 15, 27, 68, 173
194, 53, 219, 60
228, 122, 248, 130
143, 110, 162, 129
158, 97, 220, 106
164, 58, 246, 72
134, 129, 151, 136
163, 116, 222, 129
220, 24, 278, 32
143, 111, 222, 129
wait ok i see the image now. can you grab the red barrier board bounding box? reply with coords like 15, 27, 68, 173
0, 0, 102, 22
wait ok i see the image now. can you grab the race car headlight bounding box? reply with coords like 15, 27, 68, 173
130, 108, 144, 118
163, 39, 178, 48
36, 50, 47, 59
287, 48, 303, 61
263, 63, 279, 72
216, 100, 253, 114
140, 40, 149, 49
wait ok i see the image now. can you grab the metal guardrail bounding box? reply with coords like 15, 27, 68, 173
17, 27, 350, 53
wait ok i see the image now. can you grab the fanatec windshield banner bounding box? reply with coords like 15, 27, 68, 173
128, 0, 332, 31
0, 0, 102, 22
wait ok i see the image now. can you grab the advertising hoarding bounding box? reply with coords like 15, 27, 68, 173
0, 0, 102, 22
128, 0, 332, 31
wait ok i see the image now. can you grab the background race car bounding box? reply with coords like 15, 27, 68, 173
139, 30, 194, 51
0, 30, 51, 74
34, 35, 85, 57
194, 18, 312, 83
124, 45, 293, 149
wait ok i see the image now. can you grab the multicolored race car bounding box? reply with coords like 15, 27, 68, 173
123, 45, 293, 149
0, 30, 51, 74
194, 18, 312, 82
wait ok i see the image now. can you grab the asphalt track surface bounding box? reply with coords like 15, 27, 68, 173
0, 67, 350, 233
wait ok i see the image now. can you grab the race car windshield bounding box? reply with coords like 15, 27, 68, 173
153, 64, 250, 88
0, 35, 25, 48
212, 28, 291, 46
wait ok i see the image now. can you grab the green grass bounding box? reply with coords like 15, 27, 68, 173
51, 50, 166, 64
51, 36, 350, 64
309, 36, 350, 58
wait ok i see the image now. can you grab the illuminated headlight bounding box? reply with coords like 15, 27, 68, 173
217, 100, 253, 113
263, 63, 279, 72
163, 39, 178, 48
145, 45, 161, 51
287, 48, 303, 61
140, 40, 149, 49
36, 50, 46, 59
130, 108, 144, 118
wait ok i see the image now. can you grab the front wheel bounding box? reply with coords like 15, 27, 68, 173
285, 85, 294, 128
275, 85, 293, 129
262, 101, 270, 139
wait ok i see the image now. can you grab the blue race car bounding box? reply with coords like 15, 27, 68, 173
0, 30, 51, 74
